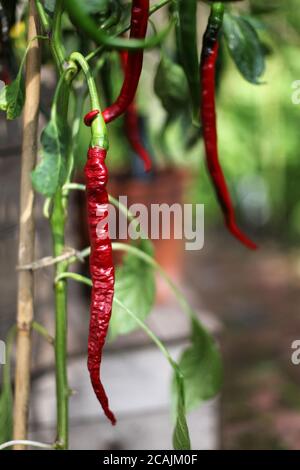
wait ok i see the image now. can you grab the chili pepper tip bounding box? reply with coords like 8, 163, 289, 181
84, 109, 100, 127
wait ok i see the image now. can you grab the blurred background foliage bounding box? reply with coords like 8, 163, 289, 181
4, 0, 300, 243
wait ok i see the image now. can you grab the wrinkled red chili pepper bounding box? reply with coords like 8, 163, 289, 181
200, 5, 257, 250
102, 0, 149, 124
84, 111, 116, 425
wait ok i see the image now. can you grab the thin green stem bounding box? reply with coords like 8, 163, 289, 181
51, 0, 66, 73
32, 321, 54, 345
54, 272, 179, 373
35, 0, 50, 32
85, 0, 173, 62
50, 191, 69, 450
63, 0, 174, 51
69, 52, 108, 148
111, 243, 197, 324
3, 326, 17, 390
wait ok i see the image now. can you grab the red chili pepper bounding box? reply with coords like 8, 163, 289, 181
118, 50, 152, 172
84, 137, 116, 425
125, 101, 152, 172
200, 6, 257, 250
102, 0, 149, 124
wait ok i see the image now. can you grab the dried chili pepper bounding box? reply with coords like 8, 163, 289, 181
84, 110, 116, 425
70, 50, 116, 425
200, 3, 257, 250
102, 0, 149, 124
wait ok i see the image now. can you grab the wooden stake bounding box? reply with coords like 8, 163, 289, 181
13, 0, 41, 449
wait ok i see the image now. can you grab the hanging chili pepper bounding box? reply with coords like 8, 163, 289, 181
118, 50, 152, 172
176, 0, 200, 124
125, 100, 152, 172
70, 51, 116, 425
102, 0, 149, 124
84, 110, 116, 425
200, 3, 257, 250
0, 0, 11, 84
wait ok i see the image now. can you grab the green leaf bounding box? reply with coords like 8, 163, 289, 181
109, 239, 156, 340
0, 71, 25, 120
82, 0, 110, 14
31, 117, 69, 197
0, 327, 16, 445
44, 0, 56, 14
177, 318, 223, 412
172, 372, 191, 450
223, 13, 266, 84
154, 55, 189, 116
0, 380, 13, 445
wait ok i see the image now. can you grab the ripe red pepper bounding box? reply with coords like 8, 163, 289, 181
118, 50, 152, 172
84, 112, 116, 425
200, 4, 257, 250
125, 100, 152, 172
102, 0, 149, 124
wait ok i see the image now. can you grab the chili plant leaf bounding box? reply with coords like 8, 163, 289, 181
0, 69, 25, 119
0, 379, 13, 445
223, 13, 266, 84
110, 239, 156, 340
44, 0, 56, 14
154, 55, 189, 116
175, 317, 223, 413
31, 114, 69, 197
172, 372, 191, 450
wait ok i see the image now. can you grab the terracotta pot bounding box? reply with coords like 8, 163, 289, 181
76, 168, 189, 304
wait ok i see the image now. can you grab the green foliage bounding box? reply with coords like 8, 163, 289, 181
177, 318, 223, 412
110, 240, 156, 340
172, 372, 191, 450
32, 115, 69, 197
223, 13, 266, 84
32, 74, 70, 197
154, 54, 189, 117
0, 69, 25, 120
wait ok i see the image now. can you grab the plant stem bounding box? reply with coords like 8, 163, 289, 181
51, 0, 65, 73
13, 0, 41, 450
49, 70, 75, 451
50, 191, 69, 450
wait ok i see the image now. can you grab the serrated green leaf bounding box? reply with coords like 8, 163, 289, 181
154, 55, 189, 116
177, 318, 223, 412
172, 373, 191, 450
223, 13, 266, 84
0, 72, 25, 120
109, 239, 156, 340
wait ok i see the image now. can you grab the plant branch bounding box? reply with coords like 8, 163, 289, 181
13, 0, 41, 449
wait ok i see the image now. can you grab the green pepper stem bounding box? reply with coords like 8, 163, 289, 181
69, 52, 108, 148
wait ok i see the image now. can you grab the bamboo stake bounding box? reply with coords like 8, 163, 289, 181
13, 0, 41, 449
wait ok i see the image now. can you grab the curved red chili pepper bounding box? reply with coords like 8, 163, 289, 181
125, 101, 152, 172
102, 0, 149, 124
118, 50, 152, 172
201, 42, 257, 250
85, 145, 116, 425
84, 109, 100, 127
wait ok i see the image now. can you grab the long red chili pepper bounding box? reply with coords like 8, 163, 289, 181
102, 0, 149, 124
125, 101, 152, 172
84, 110, 116, 425
200, 4, 257, 250
118, 50, 152, 172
